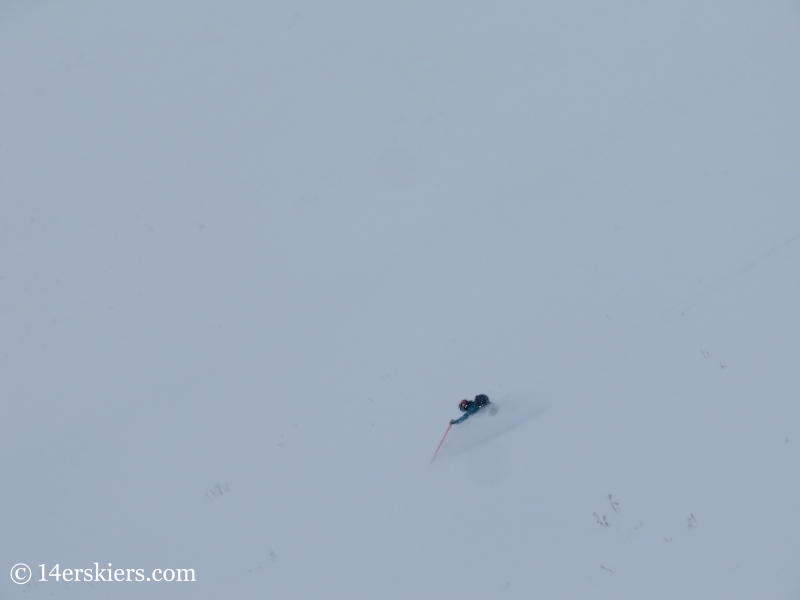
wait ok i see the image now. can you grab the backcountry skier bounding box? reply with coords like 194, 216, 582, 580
450, 394, 492, 425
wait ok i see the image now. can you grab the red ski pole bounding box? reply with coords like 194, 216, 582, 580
431, 423, 453, 463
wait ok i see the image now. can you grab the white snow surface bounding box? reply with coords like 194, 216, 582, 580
3, 1, 800, 598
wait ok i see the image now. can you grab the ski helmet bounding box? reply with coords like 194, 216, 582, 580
459, 399, 470, 412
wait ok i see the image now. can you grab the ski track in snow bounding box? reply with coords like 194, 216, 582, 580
677, 231, 800, 317
436, 391, 552, 460
436, 232, 800, 463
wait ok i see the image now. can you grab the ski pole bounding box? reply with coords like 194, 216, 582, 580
431, 423, 452, 463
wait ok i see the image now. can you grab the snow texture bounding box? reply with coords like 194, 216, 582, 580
3, 1, 800, 599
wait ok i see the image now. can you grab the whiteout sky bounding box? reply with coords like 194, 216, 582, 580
3, 1, 800, 598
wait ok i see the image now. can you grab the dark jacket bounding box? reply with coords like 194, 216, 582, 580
451, 394, 491, 425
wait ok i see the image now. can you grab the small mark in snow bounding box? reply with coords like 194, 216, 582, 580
206, 482, 229, 499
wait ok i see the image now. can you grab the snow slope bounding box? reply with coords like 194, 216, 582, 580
2, 1, 800, 598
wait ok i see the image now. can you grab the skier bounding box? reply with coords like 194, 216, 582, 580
450, 394, 492, 425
